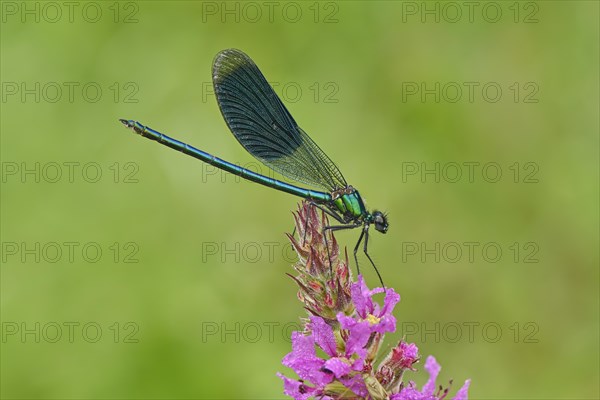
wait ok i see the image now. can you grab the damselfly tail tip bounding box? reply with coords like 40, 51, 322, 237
119, 118, 132, 127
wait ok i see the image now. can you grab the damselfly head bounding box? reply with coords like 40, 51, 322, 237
372, 211, 389, 234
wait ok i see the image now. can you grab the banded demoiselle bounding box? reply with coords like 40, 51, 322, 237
120, 49, 388, 285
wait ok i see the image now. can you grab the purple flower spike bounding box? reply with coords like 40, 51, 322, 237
279, 202, 471, 400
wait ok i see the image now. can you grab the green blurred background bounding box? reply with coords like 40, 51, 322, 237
1, 1, 598, 399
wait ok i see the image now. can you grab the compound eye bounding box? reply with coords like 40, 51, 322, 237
372, 211, 388, 233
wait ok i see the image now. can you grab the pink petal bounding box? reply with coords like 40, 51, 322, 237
277, 373, 315, 400
345, 320, 372, 357
282, 332, 332, 386
339, 374, 369, 398
381, 288, 401, 316
452, 379, 471, 400
422, 356, 441, 395
350, 275, 369, 317
323, 357, 352, 378
310, 316, 337, 357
